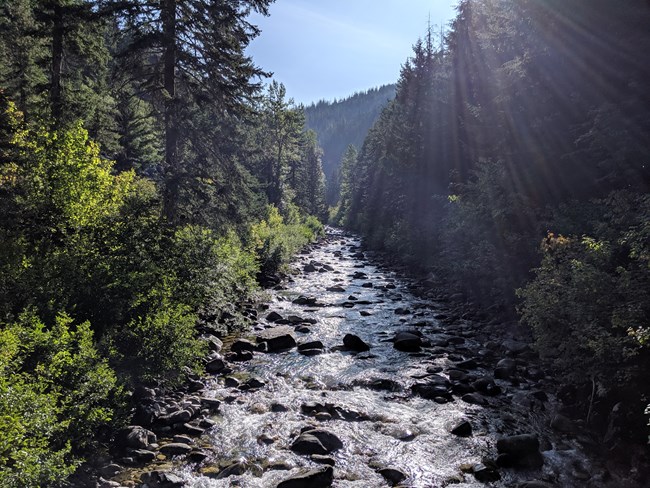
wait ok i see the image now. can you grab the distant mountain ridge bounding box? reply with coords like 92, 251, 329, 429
304, 84, 396, 203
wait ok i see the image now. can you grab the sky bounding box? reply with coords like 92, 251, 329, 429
246, 0, 459, 106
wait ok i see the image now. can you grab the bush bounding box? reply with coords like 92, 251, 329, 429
518, 192, 650, 396
0, 310, 118, 487
248, 205, 322, 277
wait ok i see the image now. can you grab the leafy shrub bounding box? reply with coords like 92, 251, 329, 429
0, 310, 118, 487
248, 205, 322, 276
518, 192, 650, 394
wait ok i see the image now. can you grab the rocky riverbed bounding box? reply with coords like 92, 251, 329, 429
90, 229, 645, 488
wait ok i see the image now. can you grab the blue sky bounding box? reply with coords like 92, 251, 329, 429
246, 0, 459, 105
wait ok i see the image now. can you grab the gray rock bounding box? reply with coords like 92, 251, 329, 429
303, 429, 343, 452
290, 434, 329, 455
121, 425, 157, 450
217, 462, 247, 478
472, 463, 501, 482
326, 285, 345, 292
132, 449, 156, 463
304, 263, 317, 273
494, 358, 517, 379
256, 326, 297, 351
393, 332, 422, 352
160, 443, 192, 457
201, 334, 223, 352
343, 333, 370, 352
231, 339, 257, 353
140, 471, 185, 488
311, 455, 335, 466
276, 466, 333, 488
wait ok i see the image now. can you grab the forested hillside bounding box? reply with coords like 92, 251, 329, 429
304, 84, 395, 203
338, 0, 650, 448
0, 1, 325, 484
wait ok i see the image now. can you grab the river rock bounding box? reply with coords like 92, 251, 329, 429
290, 434, 330, 455
201, 334, 223, 352
160, 443, 192, 457
293, 296, 318, 306
461, 393, 488, 406
205, 355, 226, 373
326, 285, 346, 292
298, 340, 324, 351
140, 471, 185, 487
304, 263, 317, 273
393, 332, 422, 352
256, 326, 296, 351
550, 413, 575, 434
158, 409, 192, 426
472, 463, 501, 482
231, 339, 256, 353
343, 333, 370, 352
378, 467, 407, 486
266, 311, 284, 322
472, 377, 501, 396
276, 466, 333, 488
494, 358, 517, 379
217, 461, 247, 478
450, 420, 473, 437
303, 429, 343, 452
519, 482, 556, 488
496, 434, 544, 469
99, 464, 122, 478
119, 425, 157, 450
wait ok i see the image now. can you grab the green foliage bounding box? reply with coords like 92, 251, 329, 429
518, 193, 650, 391
249, 205, 323, 277
0, 310, 118, 487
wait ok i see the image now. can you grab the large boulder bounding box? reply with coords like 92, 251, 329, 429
291, 429, 343, 455
393, 332, 422, 352
276, 466, 333, 488
343, 333, 370, 352
256, 326, 296, 352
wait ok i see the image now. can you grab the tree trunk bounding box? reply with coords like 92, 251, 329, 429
162, 0, 178, 222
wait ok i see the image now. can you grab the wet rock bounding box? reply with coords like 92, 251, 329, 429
304, 263, 317, 273
461, 393, 488, 406
503, 340, 530, 355
412, 382, 451, 400
200, 397, 221, 411
217, 461, 247, 478
231, 339, 256, 353
394, 307, 411, 315
256, 326, 297, 352
240, 377, 265, 390
294, 325, 311, 333
311, 454, 335, 465
205, 356, 226, 373
271, 402, 289, 412
450, 420, 473, 437
266, 311, 284, 322
472, 377, 501, 396
472, 463, 501, 482
160, 443, 192, 457
140, 471, 185, 488
393, 332, 422, 352
550, 414, 575, 434
287, 315, 304, 324
519, 482, 555, 488
290, 434, 330, 455
298, 340, 324, 351
361, 282, 374, 288
187, 450, 209, 463
359, 310, 372, 316
172, 434, 193, 445
201, 334, 223, 352
300, 348, 323, 356
293, 296, 318, 306
378, 467, 407, 486
496, 434, 544, 469
326, 285, 345, 292
276, 466, 333, 488
229, 350, 253, 362
224, 377, 241, 388
494, 358, 517, 379
300, 428, 343, 452
352, 271, 367, 279
343, 333, 370, 352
